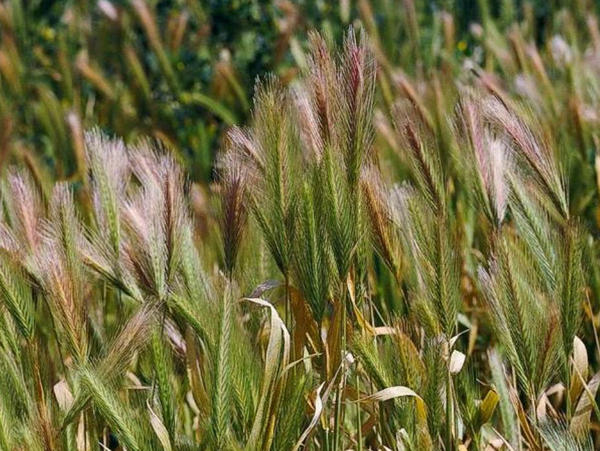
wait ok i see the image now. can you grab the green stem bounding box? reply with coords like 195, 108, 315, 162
446, 342, 453, 451
356, 371, 363, 451
333, 284, 348, 450
285, 272, 291, 332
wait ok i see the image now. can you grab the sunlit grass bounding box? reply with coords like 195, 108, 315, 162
1, 1, 600, 450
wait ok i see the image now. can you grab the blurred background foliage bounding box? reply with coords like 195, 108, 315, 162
0, 0, 596, 183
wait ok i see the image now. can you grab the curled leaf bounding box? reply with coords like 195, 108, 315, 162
571, 371, 600, 438
244, 297, 291, 450
357, 386, 421, 403
292, 383, 324, 451
570, 335, 589, 406
148, 402, 173, 451
449, 350, 466, 374
53, 380, 74, 411
475, 389, 499, 430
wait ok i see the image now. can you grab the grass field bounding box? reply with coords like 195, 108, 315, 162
1, 1, 600, 450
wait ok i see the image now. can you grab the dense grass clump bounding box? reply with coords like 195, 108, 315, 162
4, 2, 600, 450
